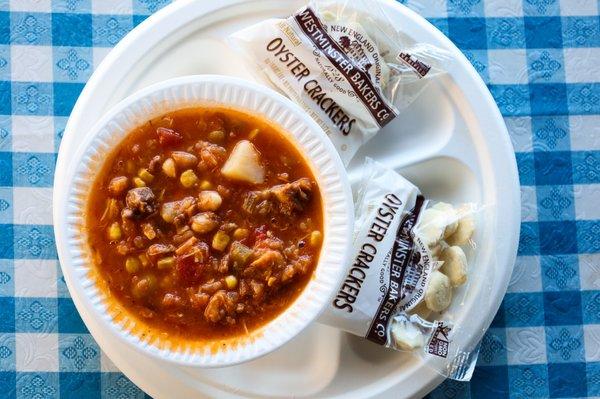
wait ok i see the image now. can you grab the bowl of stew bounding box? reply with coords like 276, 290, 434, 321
57, 75, 353, 366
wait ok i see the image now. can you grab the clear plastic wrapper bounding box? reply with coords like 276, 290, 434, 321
229, 0, 451, 165
319, 158, 488, 381
229, 0, 489, 381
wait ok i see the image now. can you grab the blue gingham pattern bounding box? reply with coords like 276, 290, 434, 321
0, 0, 598, 397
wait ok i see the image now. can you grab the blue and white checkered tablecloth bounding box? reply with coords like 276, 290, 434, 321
0, 0, 598, 397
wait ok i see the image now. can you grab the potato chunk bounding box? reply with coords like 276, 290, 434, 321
221, 140, 265, 184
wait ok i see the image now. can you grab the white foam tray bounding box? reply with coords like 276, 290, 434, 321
53, 0, 521, 397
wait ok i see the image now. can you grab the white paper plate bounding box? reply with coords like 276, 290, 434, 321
53, 0, 521, 397
58, 75, 353, 367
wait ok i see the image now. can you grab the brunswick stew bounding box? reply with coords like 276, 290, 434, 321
86, 107, 323, 340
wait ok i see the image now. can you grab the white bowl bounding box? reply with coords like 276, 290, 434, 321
57, 75, 354, 367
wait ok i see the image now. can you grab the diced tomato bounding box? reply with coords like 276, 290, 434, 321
157, 127, 183, 146
253, 225, 268, 243
176, 255, 204, 285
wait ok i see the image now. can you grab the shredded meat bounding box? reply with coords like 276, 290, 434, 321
240, 233, 312, 287
270, 178, 312, 214
238, 279, 249, 297
242, 235, 285, 278
199, 280, 223, 295
281, 255, 312, 282
204, 290, 238, 323
188, 291, 210, 309
246, 250, 284, 272
147, 243, 175, 257
243, 178, 313, 216
249, 280, 264, 300
175, 237, 210, 262
173, 225, 194, 245
242, 191, 273, 215
116, 241, 130, 256
160, 196, 195, 224
194, 141, 227, 170
175, 236, 198, 256
162, 293, 184, 308
123, 187, 156, 218
218, 254, 230, 274
256, 236, 284, 251
120, 217, 137, 237
148, 155, 162, 173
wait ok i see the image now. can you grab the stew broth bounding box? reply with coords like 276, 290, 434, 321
86, 107, 323, 340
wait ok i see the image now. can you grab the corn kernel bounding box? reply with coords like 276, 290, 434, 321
233, 228, 249, 240
138, 253, 150, 268
133, 177, 146, 187
107, 222, 122, 241
157, 256, 175, 270
162, 158, 176, 178
180, 169, 198, 188
212, 230, 230, 252
310, 230, 322, 247
142, 223, 156, 240
125, 256, 140, 273
199, 180, 213, 190
267, 276, 277, 287
208, 129, 225, 144
138, 168, 154, 183
225, 275, 238, 289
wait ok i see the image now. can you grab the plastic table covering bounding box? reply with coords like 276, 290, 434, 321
0, 0, 598, 398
